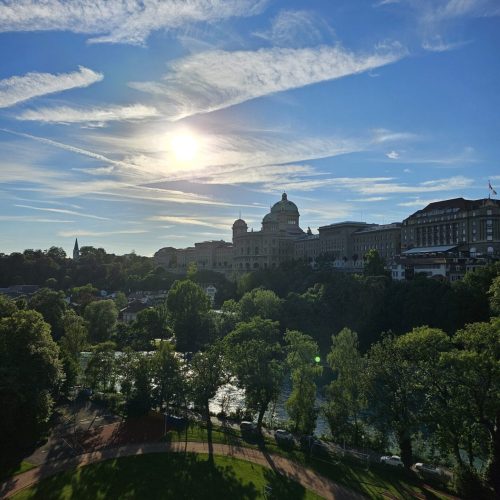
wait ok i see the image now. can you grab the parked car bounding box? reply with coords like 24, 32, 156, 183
414, 462, 443, 477
380, 455, 404, 467
300, 435, 330, 458
165, 414, 187, 429
239, 421, 258, 435
274, 429, 294, 448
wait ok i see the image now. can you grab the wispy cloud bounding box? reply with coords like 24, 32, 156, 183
397, 197, 442, 207
386, 150, 400, 159
0, 66, 102, 108
15, 204, 109, 220
348, 196, 389, 202
17, 104, 160, 125
130, 43, 407, 119
0, 215, 74, 223
148, 215, 234, 230
253, 10, 335, 47
58, 229, 148, 237
0, 0, 268, 45
422, 37, 471, 52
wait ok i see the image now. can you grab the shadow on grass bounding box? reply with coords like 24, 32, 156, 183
262, 468, 309, 500
16, 453, 260, 500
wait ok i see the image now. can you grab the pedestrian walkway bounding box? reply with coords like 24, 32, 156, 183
0, 441, 366, 499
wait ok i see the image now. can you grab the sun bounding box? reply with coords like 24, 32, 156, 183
170, 132, 199, 163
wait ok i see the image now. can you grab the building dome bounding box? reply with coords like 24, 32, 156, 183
270, 192, 299, 214
232, 218, 247, 228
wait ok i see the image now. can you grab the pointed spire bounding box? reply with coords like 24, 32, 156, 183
73, 238, 80, 260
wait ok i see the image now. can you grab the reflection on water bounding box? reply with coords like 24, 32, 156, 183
210, 377, 329, 435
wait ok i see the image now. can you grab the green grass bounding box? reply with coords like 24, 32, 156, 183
0, 461, 36, 482
167, 422, 454, 500
12, 453, 322, 500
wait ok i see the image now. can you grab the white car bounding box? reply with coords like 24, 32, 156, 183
380, 455, 404, 467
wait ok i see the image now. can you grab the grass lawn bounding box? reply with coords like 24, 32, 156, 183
12, 453, 322, 500
166, 422, 454, 500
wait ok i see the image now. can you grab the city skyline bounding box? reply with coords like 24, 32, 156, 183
1, 0, 499, 256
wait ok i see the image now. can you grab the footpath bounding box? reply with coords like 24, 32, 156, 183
0, 441, 365, 499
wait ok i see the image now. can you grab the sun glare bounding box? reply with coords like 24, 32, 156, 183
170, 132, 199, 163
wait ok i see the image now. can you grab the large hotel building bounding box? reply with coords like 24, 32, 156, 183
154, 193, 500, 279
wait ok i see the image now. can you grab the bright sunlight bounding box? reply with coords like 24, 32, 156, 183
170, 132, 199, 163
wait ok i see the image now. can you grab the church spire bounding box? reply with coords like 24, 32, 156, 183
73, 238, 80, 261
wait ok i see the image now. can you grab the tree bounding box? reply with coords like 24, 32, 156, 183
113, 291, 128, 310
0, 310, 62, 461
151, 341, 183, 413
70, 284, 99, 311
189, 342, 227, 461
0, 294, 17, 318
284, 330, 322, 435
224, 317, 284, 431
363, 249, 387, 277
84, 341, 117, 392
365, 327, 450, 467
29, 288, 67, 340
325, 328, 366, 447
489, 276, 500, 316
126, 355, 152, 417
59, 309, 88, 360
442, 320, 500, 496
84, 300, 118, 343
166, 280, 211, 352
239, 288, 282, 322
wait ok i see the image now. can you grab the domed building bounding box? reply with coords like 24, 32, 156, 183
232, 192, 305, 271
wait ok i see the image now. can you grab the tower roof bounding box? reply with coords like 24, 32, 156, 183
270, 192, 299, 214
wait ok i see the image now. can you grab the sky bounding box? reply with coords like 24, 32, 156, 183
0, 0, 499, 256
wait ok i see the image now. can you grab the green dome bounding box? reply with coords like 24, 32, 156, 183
271, 192, 298, 213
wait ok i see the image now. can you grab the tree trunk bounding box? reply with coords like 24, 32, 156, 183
397, 429, 413, 468
205, 399, 214, 465
257, 400, 269, 433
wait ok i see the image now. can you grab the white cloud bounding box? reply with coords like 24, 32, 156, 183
58, 229, 148, 237
14, 204, 110, 220
0, 215, 74, 223
386, 150, 400, 159
398, 198, 442, 207
0, 66, 102, 109
422, 37, 471, 52
372, 128, 418, 143
130, 43, 407, 120
253, 10, 334, 47
17, 104, 160, 124
148, 214, 234, 230
348, 196, 389, 202
0, 0, 268, 45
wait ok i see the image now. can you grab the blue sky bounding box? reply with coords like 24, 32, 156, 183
0, 0, 499, 256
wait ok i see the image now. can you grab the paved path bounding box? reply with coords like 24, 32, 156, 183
0, 441, 365, 500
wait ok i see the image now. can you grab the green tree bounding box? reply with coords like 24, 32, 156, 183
365, 327, 450, 467
151, 341, 183, 413
189, 342, 227, 461
443, 319, 500, 496
284, 330, 322, 435
166, 280, 211, 352
29, 288, 67, 340
489, 276, 500, 316
113, 291, 128, 310
0, 310, 62, 461
325, 328, 366, 447
0, 294, 17, 318
84, 341, 117, 392
239, 288, 282, 322
126, 355, 152, 417
363, 249, 387, 277
70, 284, 99, 311
225, 317, 284, 431
84, 300, 118, 343
59, 309, 88, 360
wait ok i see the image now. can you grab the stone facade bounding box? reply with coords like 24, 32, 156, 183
153, 195, 500, 277
401, 197, 500, 256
